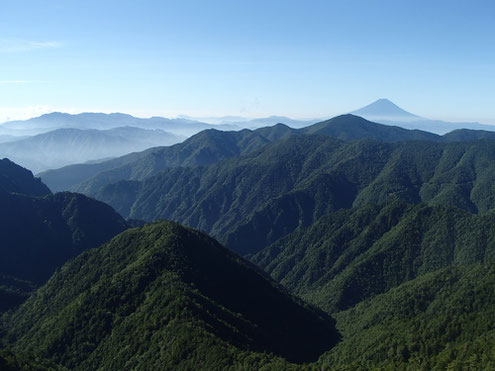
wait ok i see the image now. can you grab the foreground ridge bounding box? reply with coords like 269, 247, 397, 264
5, 221, 340, 369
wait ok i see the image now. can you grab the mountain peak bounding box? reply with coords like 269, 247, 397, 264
8, 220, 340, 367
374, 98, 399, 106
351, 99, 421, 121
0, 158, 51, 196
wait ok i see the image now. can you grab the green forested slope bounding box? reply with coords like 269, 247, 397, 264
252, 200, 495, 312
71, 128, 275, 195
41, 127, 276, 193
0, 349, 59, 371
301, 114, 440, 142
319, 264, 495, 370
443, 128, 495, 142
0, 191, 129, 313
88, 137, 495, 259
5, 119, 495, 370
41, 114, 439, 194
4, 221, 339, 370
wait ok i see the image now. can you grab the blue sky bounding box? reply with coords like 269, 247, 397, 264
0, 0, 494, 123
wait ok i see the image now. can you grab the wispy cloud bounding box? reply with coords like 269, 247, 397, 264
0, 38, 63, 53
0, 80, 52, 84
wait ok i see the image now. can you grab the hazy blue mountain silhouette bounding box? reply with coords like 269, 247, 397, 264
351, 98, 421, 121
39, 115, 439, 192
1, 112, 240, 137
179, 114, 318, 128
0, 127, 183, 173
351, 99, 495, 134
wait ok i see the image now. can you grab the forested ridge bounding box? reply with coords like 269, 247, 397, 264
84, 136, 495, 260
40, 114, 442, 193
3, 116, 495, 369
3, 221, 339, 370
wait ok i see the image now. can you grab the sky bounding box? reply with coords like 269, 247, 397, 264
0, 0, 494, 123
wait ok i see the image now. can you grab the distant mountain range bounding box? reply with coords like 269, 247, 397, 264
1, 99, 493, 140
39, 114, 495, 193
0, 112, 240, 137
0, 134, 29, 144
0, 112, 322, 172
0, 101, 493, 174
0, 126, 184, 173
179, 114, 319, 128
350, 98, 495, 134
39, 115, 444, 192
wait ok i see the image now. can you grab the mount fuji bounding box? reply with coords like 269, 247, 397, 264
351, 99, 495, 134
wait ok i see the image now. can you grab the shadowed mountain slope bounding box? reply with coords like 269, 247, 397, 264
0, 160, 129, 313
5, 221, 340, 369
0, 159, 51, 196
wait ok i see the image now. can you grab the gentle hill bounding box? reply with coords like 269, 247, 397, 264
0, 158, 51, 196
5, 221, 340, 369
0, 127, 183, 173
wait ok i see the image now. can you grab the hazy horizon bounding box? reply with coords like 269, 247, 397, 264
1, 99, 494, 127
1, 1, 494, 124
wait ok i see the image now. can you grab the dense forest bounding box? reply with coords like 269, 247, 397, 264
3, 115, 495, 369
4, 221, 339, 370
76, 136, 495, 259
0, 160, 131, 313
